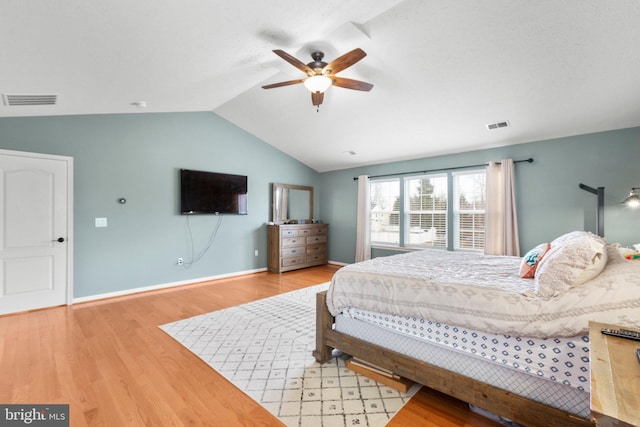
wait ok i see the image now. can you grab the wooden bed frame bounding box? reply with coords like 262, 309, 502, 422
313, 291, 594, 427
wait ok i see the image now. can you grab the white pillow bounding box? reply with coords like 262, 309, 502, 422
535, 232, 607, 298
550, 230, 600, 246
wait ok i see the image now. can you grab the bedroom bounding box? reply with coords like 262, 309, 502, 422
1, 1, 639, 426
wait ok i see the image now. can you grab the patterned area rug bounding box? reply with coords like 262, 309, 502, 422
160, 283, 420, 427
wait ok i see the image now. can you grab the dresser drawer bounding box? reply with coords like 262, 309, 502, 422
298, 228, 313, 237
306, 235, 327, 244
306, 244, 327, 254
307, 253, 327, 263
281, 228, 299, 237
312, 226, 327, 235
282, 256, 305, 267
282, 247, 305, 257
282, 237, 305, 247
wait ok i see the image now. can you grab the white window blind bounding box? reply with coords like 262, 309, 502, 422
369, 169, 486, 251
453, 170, 486, 251
369, 179, 400, 245
405, 174, 447, 248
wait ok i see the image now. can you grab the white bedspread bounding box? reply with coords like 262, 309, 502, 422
327, 247, 640, 338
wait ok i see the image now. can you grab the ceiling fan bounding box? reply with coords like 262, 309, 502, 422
262, 48, 373, 110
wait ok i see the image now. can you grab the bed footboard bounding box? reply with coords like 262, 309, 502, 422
313, 290, 593, 427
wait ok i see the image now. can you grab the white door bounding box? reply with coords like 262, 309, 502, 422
0, 149, 73, 315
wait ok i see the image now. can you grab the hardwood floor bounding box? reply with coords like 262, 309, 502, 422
0, 265, 499, 426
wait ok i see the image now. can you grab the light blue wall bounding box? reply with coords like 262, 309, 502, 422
2, 112, 638, 297
320, 127, 640, 263
0, 112, 321, 297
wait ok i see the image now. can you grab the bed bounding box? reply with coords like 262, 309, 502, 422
313, 231, 640, 427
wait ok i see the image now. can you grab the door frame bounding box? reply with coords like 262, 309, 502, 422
0, 148, 74, 306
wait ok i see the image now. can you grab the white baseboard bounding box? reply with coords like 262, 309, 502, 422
72, 267, 268, 304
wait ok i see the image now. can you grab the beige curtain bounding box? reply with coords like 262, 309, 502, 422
485, 159, 520, 256
355, 175, 371, 262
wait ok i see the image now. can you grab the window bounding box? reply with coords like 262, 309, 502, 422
453, 171, 486, 250
370, 169, 486, 251
370, 179, 400, 245
405, 174, 447, 248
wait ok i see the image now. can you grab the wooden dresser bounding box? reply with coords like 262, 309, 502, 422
267, 223, 328, 273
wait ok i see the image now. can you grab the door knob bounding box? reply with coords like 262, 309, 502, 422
55, 237, 65, 243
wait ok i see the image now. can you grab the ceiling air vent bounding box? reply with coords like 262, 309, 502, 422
3, 94, 58, 106
486, 120, 509, 130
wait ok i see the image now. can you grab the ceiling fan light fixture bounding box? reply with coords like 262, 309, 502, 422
304, 75, 332, 93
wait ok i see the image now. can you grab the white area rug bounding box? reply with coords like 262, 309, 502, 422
160, 283, 420, 427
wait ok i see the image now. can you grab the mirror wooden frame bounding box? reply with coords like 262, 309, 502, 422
272, 183, 314, 224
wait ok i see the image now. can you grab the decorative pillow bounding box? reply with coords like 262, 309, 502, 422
605, 243, 628, 264
617, 245, 635, 256
535, 232, 607, 298
550, 230, 599, 247
518, 243, 551, 278
614, 244, 639, 259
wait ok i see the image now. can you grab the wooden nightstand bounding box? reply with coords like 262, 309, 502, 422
589, 321, 640, 427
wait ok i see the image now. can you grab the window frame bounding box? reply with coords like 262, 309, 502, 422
403, 173, 448, 249
369, 168, 486, 252
452, 170, 486, 251
369, 178, 401, 246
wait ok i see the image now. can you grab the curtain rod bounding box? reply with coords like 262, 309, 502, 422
352, 158, 533, 180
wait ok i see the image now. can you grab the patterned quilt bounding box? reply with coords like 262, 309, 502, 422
327, 246, 640, 338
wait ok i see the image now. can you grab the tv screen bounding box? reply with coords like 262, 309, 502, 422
180, 169, 248, 215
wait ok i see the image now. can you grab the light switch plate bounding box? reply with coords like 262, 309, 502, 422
95, 217, 108, 228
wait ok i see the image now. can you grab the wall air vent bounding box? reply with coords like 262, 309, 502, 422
486, 120, 509, 130
3, 94, 58, 106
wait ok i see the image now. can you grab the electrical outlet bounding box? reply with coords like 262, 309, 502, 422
177, 257, 184, 266
254, 250, 259, 257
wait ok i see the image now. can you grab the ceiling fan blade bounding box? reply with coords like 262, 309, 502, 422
262, 79, 305, 89
311, 92, 324, 107
323, 48, 367, 75
332, 77, 374, 91
272, 49, 314, 76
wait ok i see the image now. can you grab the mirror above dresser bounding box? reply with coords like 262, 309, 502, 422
268, 183, 328, 273
272, 183, 313, 224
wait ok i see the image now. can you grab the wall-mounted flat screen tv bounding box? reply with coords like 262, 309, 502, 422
180, 169, 248, 215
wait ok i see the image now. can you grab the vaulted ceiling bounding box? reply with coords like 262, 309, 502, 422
2, 1, 639, 172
